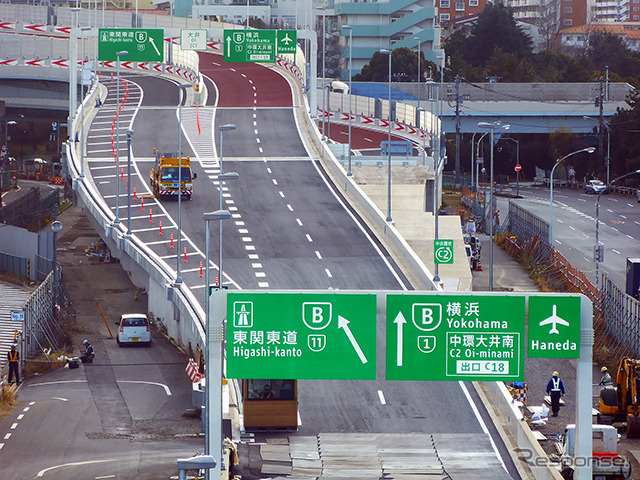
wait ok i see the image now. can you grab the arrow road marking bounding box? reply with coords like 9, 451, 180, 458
338, 315, 367, 364
149, 37, 160, 56
394, 312, 407, 366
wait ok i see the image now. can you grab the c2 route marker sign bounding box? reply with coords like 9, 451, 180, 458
386, 294, 525, 381
98, 28, 163, 62
226, 292, 376, 380
527, 295, 581, 358
223, 30, 276, 63
434, 239, 454, 264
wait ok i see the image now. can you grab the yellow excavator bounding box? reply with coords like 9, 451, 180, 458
598, 357, 640, 437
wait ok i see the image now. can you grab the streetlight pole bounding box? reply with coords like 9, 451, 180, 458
414, 35, 421, 119
549, 147, 596, 247
584, 115, 611, 184
79, 26, 91, 178
114, 50, 128, 226
500, 137, 520, 196
319, 7, 326, 140
51, 220, 63, 306
426, 79, 442, 284
381, 49, 393, 222
203, 209, 232, 480
218, 124, 236, 288
175, 83, 192, 285
342, 25, 353, 176
475, 132, 488, 202
478, 121, 510, 292
126, 129, 134, 236
595, 168, 640, 288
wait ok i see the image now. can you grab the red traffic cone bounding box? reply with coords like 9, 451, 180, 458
477, 257, 483, 271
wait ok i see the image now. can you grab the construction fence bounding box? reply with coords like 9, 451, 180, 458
501, 200, 640, 359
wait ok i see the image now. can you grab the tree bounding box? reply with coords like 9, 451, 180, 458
609, 89, 640, 176
354, 48, 440, 82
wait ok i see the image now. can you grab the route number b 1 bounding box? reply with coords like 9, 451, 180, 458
412, 303, 442, 332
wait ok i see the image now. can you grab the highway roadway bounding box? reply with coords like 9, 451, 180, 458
496, 184, 640, 289
0, 55, 520, 478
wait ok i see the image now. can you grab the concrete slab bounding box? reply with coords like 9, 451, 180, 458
261, 463, 293, 475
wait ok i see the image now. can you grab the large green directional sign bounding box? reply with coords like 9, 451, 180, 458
223, 30, 276, 63
527, 295, 581, 358
277, 29, 297, 54
226, 292, 376, 380
98, 29, 164, 62
386, 294, 526, 381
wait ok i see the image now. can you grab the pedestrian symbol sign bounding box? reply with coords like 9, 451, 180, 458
434, 239, 454, 264
226, 292, 376, 380
386, 294, 525, 381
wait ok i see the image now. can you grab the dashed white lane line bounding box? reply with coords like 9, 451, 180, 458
239, 229, 248, 234
245, 245, 256, 251
578, 198, 586, 202
569, 226, 575, 231
612, 249, 621, 255
628, 204, 634, 208
315, 251, 322, 259
248, 254, 259, 260
620, 215, 627, 219
22, 407, 29, 412
378, 390, 387, 405
627, 235, 634, 239
267, 167, 272, 174
17, 414, 24, 420
296, 218, 303, 227
272, 179, 278, 185
607, 208, 613, 213
611, 227, 619, 232
557, 219, 564, 224
306, 234, 313, 242
10, 423, 17, 430
254, 129, 258, 135
325, 268, 333, 278
556, 240, 562, 245
582, 233, 589, 238
235, 221, 245, 226
242, 237, 252, 242
279, 191, 285, 198
287, 204, 293, 211
252, 263, 262, 268
258, 281, 269, 288
255, 272, 266, 278
4, 433, 10, 439
259, 147, 263, 153
256, 138, 260, 144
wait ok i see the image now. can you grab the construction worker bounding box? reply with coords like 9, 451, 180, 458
599, 366, 613, 386
80, 340, 94, 363
7, 344, 19, 384
546, 371, 565, 417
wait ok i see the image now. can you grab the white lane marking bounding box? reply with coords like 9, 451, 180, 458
578, 198, 586, 202
267, 168, 272, 174
620, 215, 627, 219
459, 381, 509, 474
287, 204, 293, 211
23, 407, 30, 412
0, 444, 3, 450
28, 380, 87, 387
584, 257, 591, 262
612, 249, 621, 255
248, 254, 259, 260
315, 251, 322, 259
569, 226, 575, 231
254, 129, 258, 135
306, 234, 313, 242
325, 268, 332, 278
634, 221, 640, 226
272, 179, 278, 185
238, 228, 248, 234
279, 191, 285, 198
242, 237, 252, 242
628, 235, 634, 240
296, 218, 303, 226
96, 475, 117, 479
258, 281, 269, 288
557, 219, 564, 224
628, 204, 634, 208
611, 227, 619, 232
253, 121, 257, 127
251, 263, 262, 268
37, 459, 115, 477
255, 272, 266, 278
259, 147, 263, 153
10, 423, 17, 429
17, 414, 24, 420
256, 137, 260, 144
235, 221, 245, 226
245, 245, 256, 251
378, 390, 386, 405
607, 208, 613, 213
117, 380, 172, 396
582, 233, 589, 238
29, 401, 35, 405
556, 240, 562, 245
4, 433, 10, 440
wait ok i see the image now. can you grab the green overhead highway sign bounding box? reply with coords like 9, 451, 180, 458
224, 30, 276, 63
527, 295, 581, 358
277, 30, 297, 54
226, 292, 377, 380
386, 294, 526, 381
98, 28, 164, 62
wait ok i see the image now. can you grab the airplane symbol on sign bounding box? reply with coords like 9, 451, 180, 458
539, 305, 569, 334
281, 33, 293, 45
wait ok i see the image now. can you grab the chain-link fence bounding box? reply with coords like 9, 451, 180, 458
599, 274, 640, 359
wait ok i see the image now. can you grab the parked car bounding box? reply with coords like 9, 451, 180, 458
584, 179, 608, 194
116, 313, 151, 346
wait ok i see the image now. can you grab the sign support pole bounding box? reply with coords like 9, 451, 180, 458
208, 290, 227, 480
575, 295, 593, 480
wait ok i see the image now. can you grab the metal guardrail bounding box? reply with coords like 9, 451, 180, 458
600, 274, 640, 359
0, 252, 29, 282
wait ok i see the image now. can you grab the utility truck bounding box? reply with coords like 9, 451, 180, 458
150, 150, 196, 200
556, 424, 631, 480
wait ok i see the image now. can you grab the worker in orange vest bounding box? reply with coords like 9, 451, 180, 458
7, 344, 19, 384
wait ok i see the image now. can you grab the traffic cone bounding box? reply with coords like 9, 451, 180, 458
149, 207, 153, 223
159, 219, 163, 236
133, 185, 137, 200
170, 232, 174, 248
184, 246, 188, 263
199, 260, 203, 278
477, 256, 483, 271
140, 197, 144, 211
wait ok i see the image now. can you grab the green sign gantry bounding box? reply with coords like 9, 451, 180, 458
434, 239, 454, 264
98, 28, 164, 62
386, 294, 526, 381
527, 296, 581, 358
226, 292, 377, 380
224, 30, 276, 63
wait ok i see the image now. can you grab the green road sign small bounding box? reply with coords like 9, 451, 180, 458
181, 29, 207, 51
223, 30, 276, 63
226, 292, 376, 380
527, 295, 581, 358
98, 29, 164, 62
277, 30, 297, 54
434, 239, 454, 264
386, 294, 525, 381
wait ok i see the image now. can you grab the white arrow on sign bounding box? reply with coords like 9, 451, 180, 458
149, 36, 160, 56
226, 35, 232, 57
338, 315, 367, 364
393, 311, 407, 366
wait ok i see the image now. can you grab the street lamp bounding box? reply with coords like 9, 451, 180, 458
51, 220, 63, 306
342, 25, 353, 176
79, 26, 92, 179
426, 79, 443, 284
126, 129, 134, 236
175, 83, 193, 285
218, 124, 236, 289
4, 120, 17, 152
584, 115, 611, 184
478, 121, 510, 292
324, 83, 332, 142
114, 50, 129, 226
318, 7, 327, 141
381, 49, 393, 222
203, 209, 232, 480
417, 107, 427, 165
500, 137, 520, 196
594, 168, 640, 288
413, 35, 421, 116
549, 147, 595, 246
